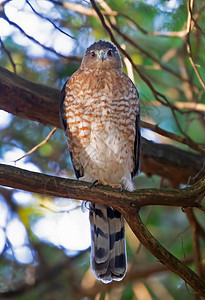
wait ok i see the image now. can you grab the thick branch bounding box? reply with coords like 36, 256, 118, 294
126, 211, 205, 297
0, 163, 205, 296
141, 139, 205, 185
0, 66, 60, 127
0, 66, 205, 184
0, 164, 204, 211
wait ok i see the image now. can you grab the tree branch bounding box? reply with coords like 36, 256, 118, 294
0, 4, 76, 59
141, 139, 205, 185
0, 163, 204, 211
0, 66, 60, 127
185, 208, 204, 277
126, 211, 205, 298
0, 38, 17, 73
0, 162, 205, 296
141, 121, 205, 155
144, 101, 205, 113
0, 66, 205, 185
185, 0, 205, 90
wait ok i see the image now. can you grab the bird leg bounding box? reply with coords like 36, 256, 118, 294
90, 179, 122, 190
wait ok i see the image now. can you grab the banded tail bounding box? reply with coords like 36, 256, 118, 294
90, 203, 127, 283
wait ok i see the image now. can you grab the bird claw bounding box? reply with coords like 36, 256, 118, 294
90, 180, 99, 189
90, 179, 122, 190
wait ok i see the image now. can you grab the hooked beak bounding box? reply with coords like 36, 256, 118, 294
99, 50, 106, 62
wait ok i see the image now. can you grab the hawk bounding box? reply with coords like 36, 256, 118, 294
59, 40, 140, 283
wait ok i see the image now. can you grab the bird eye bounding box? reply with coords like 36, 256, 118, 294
90, 51, 96, 58
107, 49, 112, 57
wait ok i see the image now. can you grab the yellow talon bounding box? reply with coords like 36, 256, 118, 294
93, 180, 122, 190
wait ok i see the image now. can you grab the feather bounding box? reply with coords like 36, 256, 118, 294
59, 81, 68, 132
59, 79, 84, 179
90, 203, 127, 283
132, 112, 141, 177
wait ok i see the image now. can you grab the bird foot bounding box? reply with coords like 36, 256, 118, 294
90, 179, 122, 190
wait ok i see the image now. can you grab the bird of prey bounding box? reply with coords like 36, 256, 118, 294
59, 40, 140, 283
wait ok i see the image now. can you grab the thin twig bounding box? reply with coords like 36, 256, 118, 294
110, 22, 193, 85
185, 0, 205, 90
97, 0, 116, 24
144, 100, 205, 113
0, 8, 78, 61
119, 13, 188, 38
141, 121, 205, 154
186, 35, 205, 90
0, 38, 16, 73
177, 47, 194, 101
14, 127, 57, 163
26, 0, 75, 39
50, 0, 117, 17
0, 0, 12, 7
173, 107, 194, 142
184, 208, 204, 278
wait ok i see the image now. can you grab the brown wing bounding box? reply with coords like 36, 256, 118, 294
59, 80, 84, 179
132, 110, 141, 178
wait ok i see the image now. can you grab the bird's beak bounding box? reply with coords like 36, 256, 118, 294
99, 50, 106, 62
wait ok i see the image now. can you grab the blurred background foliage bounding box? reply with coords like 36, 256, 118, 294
0, 0, 205, 299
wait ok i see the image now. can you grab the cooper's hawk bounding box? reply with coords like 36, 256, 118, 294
59, 40, 140, 283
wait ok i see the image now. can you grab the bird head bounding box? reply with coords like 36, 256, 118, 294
81, 40, 122, 70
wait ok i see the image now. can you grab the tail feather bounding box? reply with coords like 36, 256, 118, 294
91, 204, 109, 264
90, 203, 127, 283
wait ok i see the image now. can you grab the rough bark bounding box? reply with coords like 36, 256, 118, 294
0, 163, 204, 210
0, 66, 59, 127
141, 139, 205, 185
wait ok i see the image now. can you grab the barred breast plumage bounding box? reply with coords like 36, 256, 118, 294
59, 40, 140, 283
